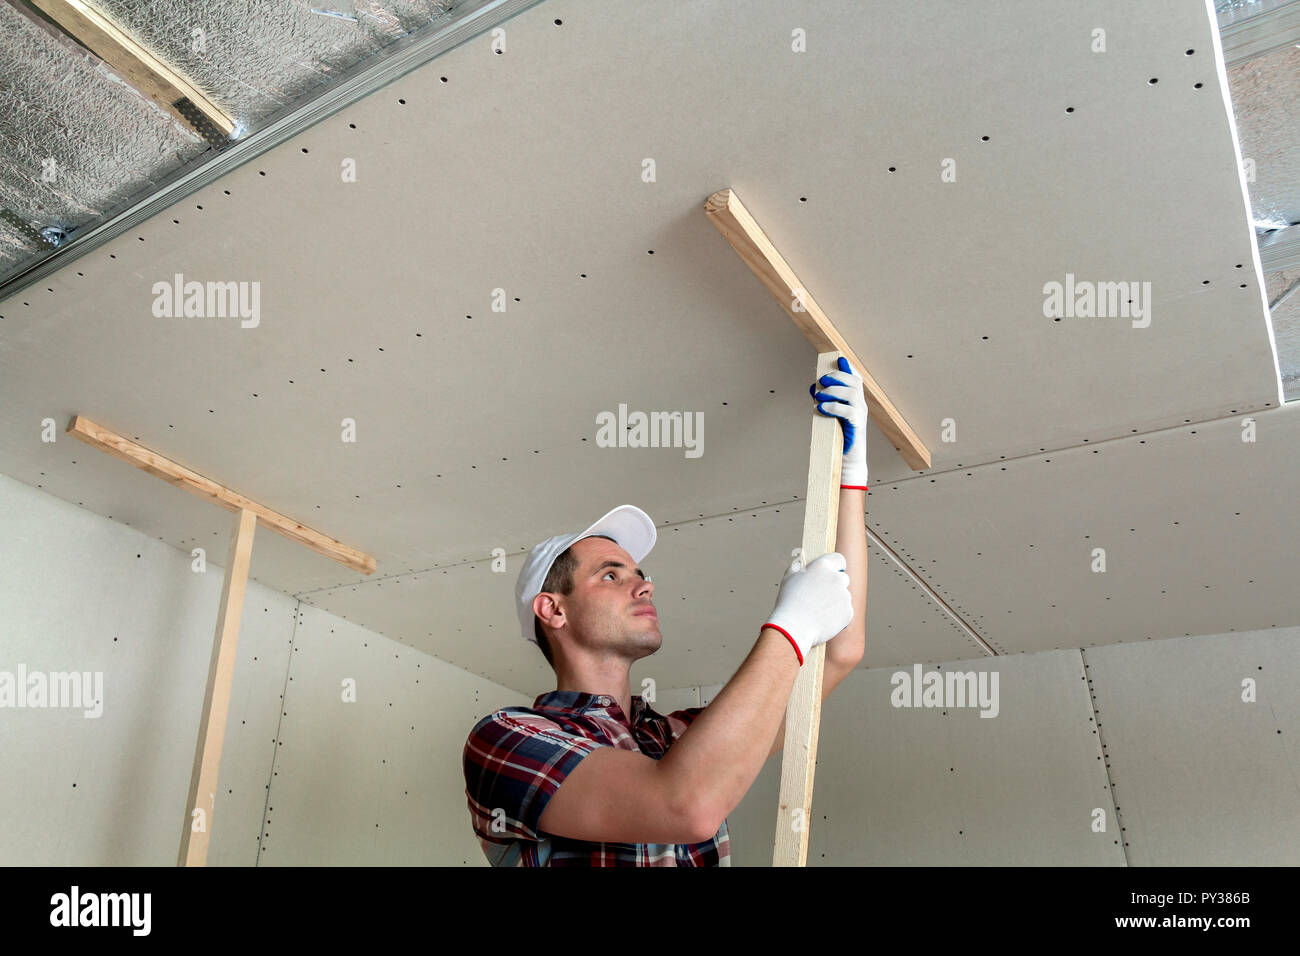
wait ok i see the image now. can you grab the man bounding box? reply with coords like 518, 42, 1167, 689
462, 357, 870, 865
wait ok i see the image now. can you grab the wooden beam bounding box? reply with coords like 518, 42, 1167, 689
66, 415, 375, 574
773, 350, 843, 866
178, 507, 256, 867
705, 187, 931, 470
28, 0, 235, 138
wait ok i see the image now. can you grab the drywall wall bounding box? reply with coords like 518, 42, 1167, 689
259, 601, 528, 865
5, 465, 1295, 866
1082, 627, 1300, 865
693, 626, 1300, 866
0, 470, 524, 865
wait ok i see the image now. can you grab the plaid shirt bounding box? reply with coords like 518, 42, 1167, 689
463, 690, 731, 866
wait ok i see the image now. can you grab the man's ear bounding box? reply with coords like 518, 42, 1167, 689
533, 592, 565, 631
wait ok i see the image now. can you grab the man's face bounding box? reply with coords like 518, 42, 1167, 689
551, 535, 660, 659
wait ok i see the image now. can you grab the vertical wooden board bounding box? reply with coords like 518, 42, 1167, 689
773, 350, 842, 866
179, 507, 256, 866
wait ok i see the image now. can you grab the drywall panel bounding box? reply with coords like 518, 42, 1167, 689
259, 602, 528, 865
1082, 626, 1300, 865
864, 403, 1300, 655
301, 502, 983, 693
718, 648, 1122, 866
0, 471, 293, 865
0, 0, 1280, 609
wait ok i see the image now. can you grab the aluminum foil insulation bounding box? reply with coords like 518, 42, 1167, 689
0, 0, 467, 279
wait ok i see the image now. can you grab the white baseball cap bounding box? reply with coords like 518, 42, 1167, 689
516, 504, 657, 645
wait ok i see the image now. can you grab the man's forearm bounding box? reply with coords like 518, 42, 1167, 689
657, 626, 799, 835
827, 486, 867, 664
661, 489, 868, 836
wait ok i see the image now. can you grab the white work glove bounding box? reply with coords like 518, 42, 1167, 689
809, 356, 869, 489
762, 552, 854, 665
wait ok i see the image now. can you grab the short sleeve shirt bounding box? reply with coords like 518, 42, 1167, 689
462, 690, 730, 866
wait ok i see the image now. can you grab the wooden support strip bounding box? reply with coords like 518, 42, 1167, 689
29, 0, 235, 136
773, 350, 843, 867
66, 415, 375, 574
705, 187, 931, 470
178, 507, 256, 867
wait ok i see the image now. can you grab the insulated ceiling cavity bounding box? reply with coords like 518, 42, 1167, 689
0, 0, 484, 280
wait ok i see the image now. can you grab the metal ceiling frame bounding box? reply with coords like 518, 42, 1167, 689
1219, 0, 1300, 64
1259, 224, 1300, 272
0, 0, 545, 302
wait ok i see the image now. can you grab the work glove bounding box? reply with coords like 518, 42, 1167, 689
809, 356, 869, 489
762, 552, 853, 665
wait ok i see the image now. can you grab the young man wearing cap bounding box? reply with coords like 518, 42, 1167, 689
462, 357, 870, 866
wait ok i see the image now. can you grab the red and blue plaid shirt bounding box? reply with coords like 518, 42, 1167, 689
463, 690, 731, 866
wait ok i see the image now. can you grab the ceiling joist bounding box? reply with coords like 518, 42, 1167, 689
27, 0, 235, 139
66, 415, 375, 574
705, 188, 932, 471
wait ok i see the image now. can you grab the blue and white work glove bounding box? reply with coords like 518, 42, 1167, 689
809, 356, 869, 490
762, 552, 853, 665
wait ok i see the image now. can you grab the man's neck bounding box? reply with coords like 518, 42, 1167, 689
554, 664, 634, 723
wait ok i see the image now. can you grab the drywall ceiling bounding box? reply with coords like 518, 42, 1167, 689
0, 0, 1293, 693
865, 402, 1300, 656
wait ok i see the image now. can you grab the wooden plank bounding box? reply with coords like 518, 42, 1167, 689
178, 507, 256, 867
705, 187, 931, 470
773, 350, 843, 866
66, 415, 375, 574
29, 0, 235, 137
